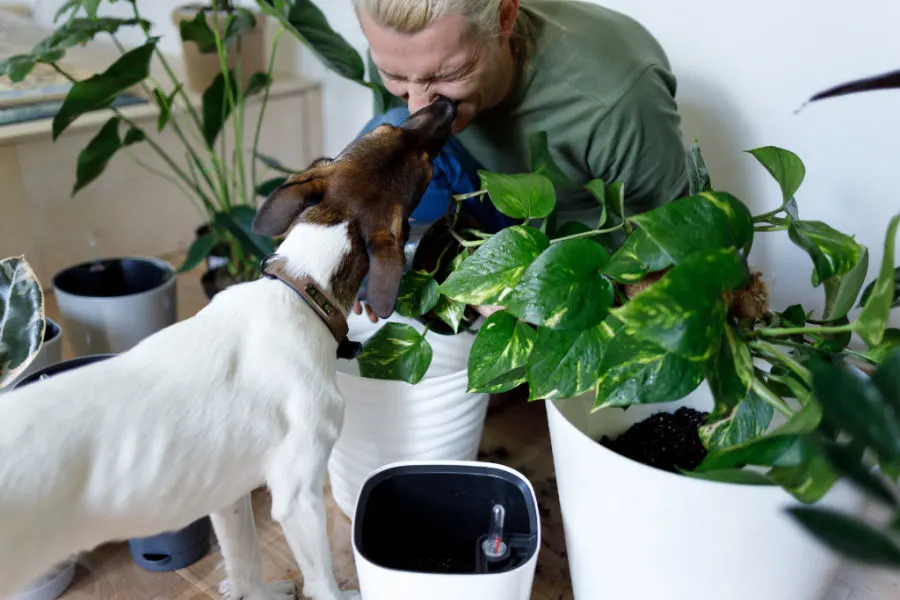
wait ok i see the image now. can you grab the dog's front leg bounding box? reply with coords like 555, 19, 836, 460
211, 494, 297, 600
269, 463, 358, 600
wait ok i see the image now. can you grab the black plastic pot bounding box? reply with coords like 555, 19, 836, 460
15, 354, 212, 573
353, 462, 540, 577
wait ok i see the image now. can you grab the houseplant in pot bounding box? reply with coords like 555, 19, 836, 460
356, 135, 900, 598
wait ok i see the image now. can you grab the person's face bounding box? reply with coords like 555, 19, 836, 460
359, 11, 508, 133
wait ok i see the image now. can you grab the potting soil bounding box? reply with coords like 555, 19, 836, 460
599, 407, 710, 473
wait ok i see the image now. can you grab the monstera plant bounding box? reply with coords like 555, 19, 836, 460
0, 0, 387, 296
0, 256, 45, 390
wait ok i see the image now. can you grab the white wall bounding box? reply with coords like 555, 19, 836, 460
19, 0, 900, 324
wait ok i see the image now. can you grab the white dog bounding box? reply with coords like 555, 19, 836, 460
0, 97, 458, 600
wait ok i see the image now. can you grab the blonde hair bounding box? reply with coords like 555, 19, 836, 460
352, 0, 523, 38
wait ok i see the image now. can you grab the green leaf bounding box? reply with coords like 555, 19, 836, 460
818, 439, 898, 507
151, 83, 183, 132
32, 18, 149, 63
505, 239, 614, 331
228, 205, 275, 256
859, 267, 900, 309
747, 146, 806, 206
526, 324, 609, 401
256, 176, 287, 198
865, 329, 900, 364
769, 452, 837, 504
871, 350, 900, 415
787, 506, 900, 567
701, 389, 775, 450
257, 0, 366, 83
602, 228, 672, 283
53, 0, 81, 23
433, 295, 466, 334
438, 226, 549, 305
212, 209, 269, 261
0, 55, 36, 83
52, 38, 158, 140
255, 152, 299, 174
82, 0, 100, 19
686, 139, 712, 195
357, 323, 432, 384
179, 10, 217, 52
528, 131, 571, 188
72, 116, 121, 196
584, 179, 608, 228
202, 69, 239, 147
788, 220, 864, 287
245, 72, 271, 97
0, 256, 45, 389
611, 248, 745, 361
478, 171, 556, 220
594, 319, 705, 409
809, 357, 900, 462
178, 233, 218, 274
123, 126, 146, 146
395, 271, 439, 318
604, 181, 625, 221
467, 312, 536, 394
822, 246, 869, 321
856, 215, 900, 347
628, 191, 754, 263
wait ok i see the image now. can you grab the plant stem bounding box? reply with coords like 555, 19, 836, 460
751, 376, 794, 418
755, 225, 788, 232
123, 148, 202, 213
211, 4, 235, 210
549, 222, 624, 244
749, 340, 812, 387
449, 228, 485, 248
762, 337, 878, 366
452, 189, 488, 202
751, 323, 854, 338
251, 26, 285, 203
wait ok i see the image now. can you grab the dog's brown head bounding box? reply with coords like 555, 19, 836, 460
251, 97, 457, 318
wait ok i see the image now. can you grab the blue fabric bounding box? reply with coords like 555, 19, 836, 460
357, 108, 513, 233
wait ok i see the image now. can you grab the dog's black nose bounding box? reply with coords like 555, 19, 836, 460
431, 95, 458, 118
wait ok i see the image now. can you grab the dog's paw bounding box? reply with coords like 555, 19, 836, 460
265, 580, 298, 600
218, 579, 297, 600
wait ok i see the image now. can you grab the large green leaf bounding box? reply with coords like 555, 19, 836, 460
72, 116, 121, 196
602, 228, 672, 283
256, 0, 366, 83
357, 323, 433, 384
788, 220, 864, 287
818, 438, 898, 507
808, 357, 900, 462
747, 146, 806, 207
584, 179, 608, 228
871, 350, 900, 419
180, 8, 257, 54
701, 389, 775, 451
858, 267, 900, 310
178, 233, 219, 274
395, 271, 439, 318
856, 215, 900, 347
433, 295, 467, 334
611, 248, 745, 361
0, 55, 37, 83
822, 246, 869, 321
438, 226, 548, 305
769, 452, 837, 504
202, 69, 239, 147
526, 324, 609, 401
505, 239, 613, 331
686, 139, 712, 196
787, 506, 900, 567
528, 131, 571, 188
467, 312, 536, 394
865, 329, 900, 364
0, 256, 45, 389
478, 171, 556, 220
628, 191, 754, 263
52, 38, 158, 140
594, 319, 705, 410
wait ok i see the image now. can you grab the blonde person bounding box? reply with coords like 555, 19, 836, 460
351, 0, 688, 326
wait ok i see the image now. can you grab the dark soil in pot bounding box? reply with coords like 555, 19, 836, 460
599, 407, 710, 473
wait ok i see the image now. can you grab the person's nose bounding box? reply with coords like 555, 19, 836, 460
407, 86, 437, 114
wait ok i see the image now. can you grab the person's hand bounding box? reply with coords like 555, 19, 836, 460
353, 299, 380, 323
473, 305, 504, 318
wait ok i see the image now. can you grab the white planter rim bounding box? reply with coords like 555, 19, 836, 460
351, 460, 541, 575
51, 256, 175, 300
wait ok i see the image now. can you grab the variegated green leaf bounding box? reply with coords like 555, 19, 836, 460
395, 271, 439, 318
478, 171, 556, 220
856, 215, 900, 348
602, 228, 672, 283
357, 323, 432, 384
686, 139, 712, 195
467, 312, 536, 394
788, 220, 864, 288
823, 246, 870, 321
432, 295, 466, 334
0, 256, 45, 389
526, 324, 610, 401
438, 226, 549, 305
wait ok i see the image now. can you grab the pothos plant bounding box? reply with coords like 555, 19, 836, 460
356, 129, 900, 502
0, 0, 388, 290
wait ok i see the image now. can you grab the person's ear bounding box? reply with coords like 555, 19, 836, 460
251, 161, 334, 237
498, 0, 520, 40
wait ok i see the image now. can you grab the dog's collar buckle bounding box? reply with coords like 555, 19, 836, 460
259, 254, 361, 360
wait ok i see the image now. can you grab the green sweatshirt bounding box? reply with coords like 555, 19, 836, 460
367, 0, 689, 228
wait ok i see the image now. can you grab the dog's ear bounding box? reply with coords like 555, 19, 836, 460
251, 163, 333, 236
365, 230, 407, 319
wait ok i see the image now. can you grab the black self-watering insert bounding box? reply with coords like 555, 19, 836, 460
353, 463, 539, 575
52, 258, 172, 298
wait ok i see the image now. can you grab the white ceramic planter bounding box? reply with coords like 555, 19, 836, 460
545, 383, 868, 600
328, 312, 489, 517
51, 257, 177, 356
352, 460, 540, 600
12, 559, 76, 600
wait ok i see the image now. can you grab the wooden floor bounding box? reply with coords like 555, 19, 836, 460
37, 252, 898, 600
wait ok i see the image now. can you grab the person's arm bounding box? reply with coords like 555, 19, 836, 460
584, 64, 689, 215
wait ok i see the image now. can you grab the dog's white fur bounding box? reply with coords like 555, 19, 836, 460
0, 221, 361, 600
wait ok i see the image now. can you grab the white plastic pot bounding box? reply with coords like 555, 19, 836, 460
545, 382, 868, 600
52, 257, 177, 356
352, 460, 540, 600
328, 312, 489, 517
12, 559, 76, 600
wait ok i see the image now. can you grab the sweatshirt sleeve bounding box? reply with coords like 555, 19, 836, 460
584, 64, 689, 215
